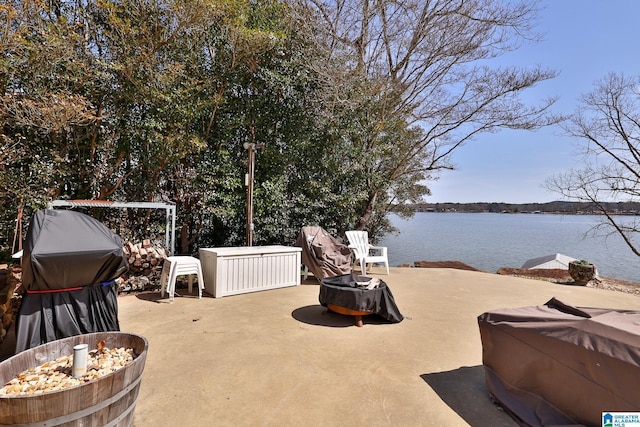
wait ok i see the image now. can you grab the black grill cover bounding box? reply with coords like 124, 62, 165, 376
22, 209, 128, 291
320, 273, 403, 323
15, 209, 128, 353
15, 283, 121, 353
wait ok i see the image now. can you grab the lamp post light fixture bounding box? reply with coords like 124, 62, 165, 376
243, 142, 264, 246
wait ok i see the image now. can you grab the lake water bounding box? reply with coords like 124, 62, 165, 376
379, 212, 640, 282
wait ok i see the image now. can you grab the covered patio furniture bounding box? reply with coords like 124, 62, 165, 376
345, 230, 389, 275
478, 298, 640, 427
319, 273, 403, 326
15, 209, 129, 353
294, 226, 352, 280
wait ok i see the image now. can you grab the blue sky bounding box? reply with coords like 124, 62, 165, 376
426, 1, 640, 204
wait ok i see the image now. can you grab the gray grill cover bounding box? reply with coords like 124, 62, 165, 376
478, 298, 640, 426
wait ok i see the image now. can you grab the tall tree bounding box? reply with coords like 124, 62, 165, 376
0, 0, 297, 253
0, 0, 564, 257
291, 0, 561, 237
189, 0, 314, 249
546, 72, 640, 257
0, 0, 105, 255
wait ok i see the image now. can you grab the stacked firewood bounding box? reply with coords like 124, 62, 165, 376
121, 240, 168, 292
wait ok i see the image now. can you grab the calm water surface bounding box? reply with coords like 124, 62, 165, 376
379, 213, 640, 282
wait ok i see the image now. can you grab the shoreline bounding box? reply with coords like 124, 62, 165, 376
410, 260, 640, 297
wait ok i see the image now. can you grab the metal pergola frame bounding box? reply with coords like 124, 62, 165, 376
48, 200, 176, 255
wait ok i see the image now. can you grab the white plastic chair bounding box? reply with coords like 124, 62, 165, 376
160, 256, 204, 302
345, 230, 389, 275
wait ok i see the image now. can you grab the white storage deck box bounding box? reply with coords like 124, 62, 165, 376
199, 246, 302, 298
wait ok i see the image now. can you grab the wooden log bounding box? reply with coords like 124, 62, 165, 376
126, 242, 137, 255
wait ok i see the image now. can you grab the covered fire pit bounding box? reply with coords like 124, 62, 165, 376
319, 273, 403, 327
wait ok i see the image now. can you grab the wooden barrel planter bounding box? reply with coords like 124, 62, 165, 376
0, 332, 148, 426
568, 261, 596, 285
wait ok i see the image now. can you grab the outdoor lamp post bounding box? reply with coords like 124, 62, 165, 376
243, 142, 264, 246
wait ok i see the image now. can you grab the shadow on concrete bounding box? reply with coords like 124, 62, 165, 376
420, 365, 517, 427
300, 277, 321, 286
292, 305, 357, 327
291, 304, 390, 328
134, 289, 208, 303
556, 280, 589, 287
134, 291, 167, 303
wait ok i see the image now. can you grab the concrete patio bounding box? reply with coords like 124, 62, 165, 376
118, 267, 640, 426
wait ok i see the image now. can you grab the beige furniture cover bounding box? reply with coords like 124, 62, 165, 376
478, 298, 640, 426
294, 226, 352, 280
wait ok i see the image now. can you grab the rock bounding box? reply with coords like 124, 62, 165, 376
414, 260, 480, 271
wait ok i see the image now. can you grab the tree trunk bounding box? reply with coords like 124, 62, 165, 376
355, 191, 378, 231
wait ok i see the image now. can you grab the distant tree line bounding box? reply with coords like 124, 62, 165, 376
412, 201, 640, 214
